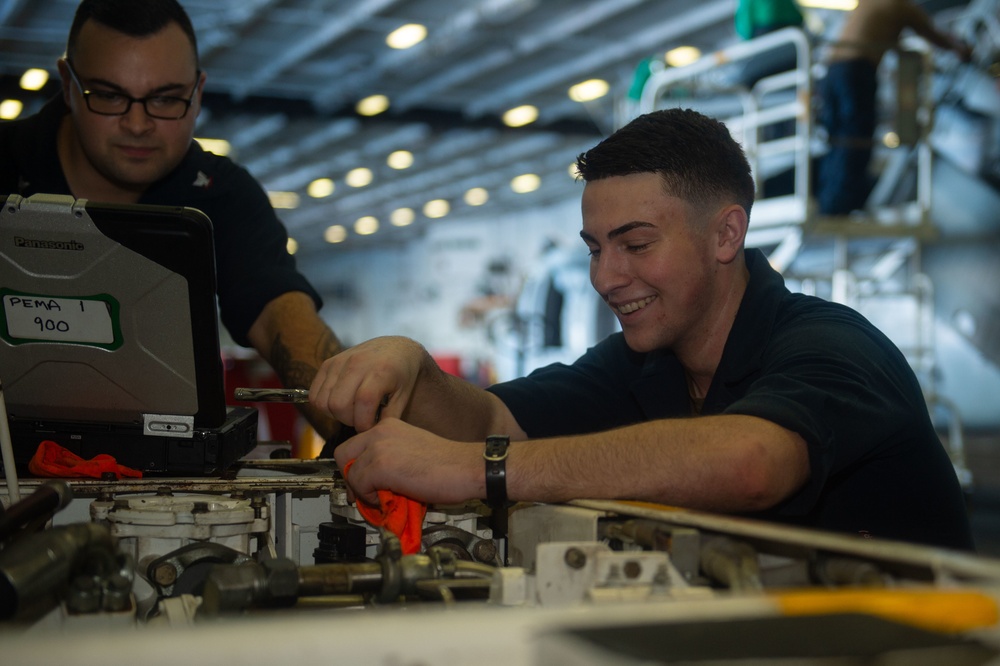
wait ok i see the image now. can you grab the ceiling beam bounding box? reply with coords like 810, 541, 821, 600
390, 0, 651, 112
465, 0, 734, 117
231, 0, 403, 101
311, 0, 538, 111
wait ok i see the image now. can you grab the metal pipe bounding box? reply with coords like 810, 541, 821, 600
0, 381, 21, 504
699, 536, 763, 592
0, 522, 114, 621
0, 481, 73, 543
297, 562, 383, 596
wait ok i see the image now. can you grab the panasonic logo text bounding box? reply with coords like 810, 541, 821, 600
14, 237, 85, 251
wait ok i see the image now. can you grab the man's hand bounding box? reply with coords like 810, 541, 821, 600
309, 336, 430, 432
333, 418, 482, 506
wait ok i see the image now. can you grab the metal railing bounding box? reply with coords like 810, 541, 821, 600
635, 27, 814, 236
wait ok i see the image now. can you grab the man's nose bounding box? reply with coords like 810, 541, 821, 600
119, 102, 155, 133
591, 251, 629, 295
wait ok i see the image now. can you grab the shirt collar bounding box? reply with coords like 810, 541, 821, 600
711, 247, 790, 391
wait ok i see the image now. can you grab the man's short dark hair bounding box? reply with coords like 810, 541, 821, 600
67, 0, 199, 64
576, 108, 755, 220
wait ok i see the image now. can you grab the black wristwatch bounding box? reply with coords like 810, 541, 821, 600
484, 434, 510, 507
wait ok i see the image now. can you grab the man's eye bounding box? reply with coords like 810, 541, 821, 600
148, 96, 180, 108
626, 243, 651, 252
91, 91, 125, 103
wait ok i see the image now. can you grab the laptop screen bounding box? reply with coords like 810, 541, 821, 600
0, 194, 227, 431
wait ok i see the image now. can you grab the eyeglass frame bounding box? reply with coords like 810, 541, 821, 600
63, 58, 201, 120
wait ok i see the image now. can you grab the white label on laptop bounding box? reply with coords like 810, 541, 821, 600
2, 293, 118, 346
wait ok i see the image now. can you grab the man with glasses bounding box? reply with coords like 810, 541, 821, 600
0, 0, 346, 443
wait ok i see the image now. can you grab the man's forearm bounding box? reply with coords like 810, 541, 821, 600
402, 352, 526, 442
505, 414, 809, 511
248, 292, 344, 440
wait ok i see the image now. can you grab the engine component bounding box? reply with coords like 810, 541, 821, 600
0, 522, 116, 621
699, 536, 764, 592
90, 488, 269, 567
146, 541, 253, 598
0, 480, 73, 543
313, 518, 368, 563
201, 536, 496, 615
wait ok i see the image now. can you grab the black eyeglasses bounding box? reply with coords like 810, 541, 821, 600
64, 59, 200, 120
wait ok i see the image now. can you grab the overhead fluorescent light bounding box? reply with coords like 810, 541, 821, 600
268, 191, 300, 209
387, 150, 414, 169
568, 79, 609, 102
0, 99, 23, 120
503, 105, 538, 128
390, 207, 415, 227
345, 167, 373, 188
354, 216, 379, 236
19, 68, 49, 91
324, 225, 347, 244
387, 23, 427, 50
464, 187, 489, 206
511, 173, 541, 193
665, 46, 701, 68
356, 94, 390, 116
307, 178, 335, 198
423, 199, 450, 218
798, 0, 857, 10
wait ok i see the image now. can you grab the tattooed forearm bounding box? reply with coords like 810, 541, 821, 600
267, 328, 344, 441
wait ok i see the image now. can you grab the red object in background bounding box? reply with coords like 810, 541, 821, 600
30, 441, 142, 479
432, 355, 462, 378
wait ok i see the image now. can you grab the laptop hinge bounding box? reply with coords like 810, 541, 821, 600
143, 413, 195, 439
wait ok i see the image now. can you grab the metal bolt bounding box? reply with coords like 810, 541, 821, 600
153, 562, 178, 586
623, 560, 642, 579
472, 539, 498, 563
564, 547, 587, 570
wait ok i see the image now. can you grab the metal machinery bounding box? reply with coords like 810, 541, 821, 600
2, 465, 1000, 665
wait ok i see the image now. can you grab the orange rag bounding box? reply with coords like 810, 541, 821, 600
343, 459, 426, 554
29, 440, 143, 479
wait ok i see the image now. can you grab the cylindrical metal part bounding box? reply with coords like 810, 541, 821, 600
297, 562, 383, 597
0, 481, 73, 542
199, 562, 269, 616
699, 536, 763, 592
815, 557, 886, 587
0, 522, 113, 620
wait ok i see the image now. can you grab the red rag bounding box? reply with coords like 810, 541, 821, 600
28, 440, 143, 479
342, 459, 426, 554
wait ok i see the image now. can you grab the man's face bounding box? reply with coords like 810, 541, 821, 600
581, 172, 718, 354
60, 20, 204, 194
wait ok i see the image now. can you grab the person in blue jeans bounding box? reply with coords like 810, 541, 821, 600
818, 0, 971, 215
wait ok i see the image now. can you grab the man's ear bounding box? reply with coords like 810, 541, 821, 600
56, 58, 72, 106
190, 70, 208, 120
716, 204, 748, 264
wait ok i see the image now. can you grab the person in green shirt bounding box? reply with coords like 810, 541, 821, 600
735, 0, 804, 40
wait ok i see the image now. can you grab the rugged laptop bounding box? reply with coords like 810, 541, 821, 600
0, 193, 257, 475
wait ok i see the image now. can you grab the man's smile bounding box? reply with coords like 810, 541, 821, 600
614, 295, 656, 315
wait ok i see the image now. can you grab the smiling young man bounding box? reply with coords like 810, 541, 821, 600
0, 0, 345, 440
309, 109, 974, 551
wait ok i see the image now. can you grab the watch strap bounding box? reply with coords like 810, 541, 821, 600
484, 434, 509, 507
